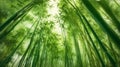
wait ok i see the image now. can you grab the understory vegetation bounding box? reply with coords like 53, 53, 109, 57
0, 0, 120, 67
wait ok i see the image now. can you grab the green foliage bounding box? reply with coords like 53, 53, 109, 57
0, 0, 120, 67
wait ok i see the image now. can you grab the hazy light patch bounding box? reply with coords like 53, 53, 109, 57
96, 0, 100, 1
22, 21, 32, 29
47, 0, 59, 16
47, 0, 60, 21
27, 11, 39, 20
53, 23, 62, 35
46, 0, 62, 35
22, 39, 30, 50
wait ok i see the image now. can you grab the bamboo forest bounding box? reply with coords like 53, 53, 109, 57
0, 0, 120, 67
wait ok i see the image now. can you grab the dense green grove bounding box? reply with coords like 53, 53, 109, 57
0, 0, 120, 67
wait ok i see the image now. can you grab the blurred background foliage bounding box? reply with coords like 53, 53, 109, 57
0, 0, 120, 67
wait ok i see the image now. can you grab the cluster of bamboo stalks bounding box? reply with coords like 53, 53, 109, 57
0, 0, 120, 67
